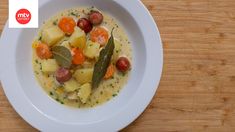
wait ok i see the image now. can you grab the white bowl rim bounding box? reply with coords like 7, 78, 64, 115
0, 0, 163, 131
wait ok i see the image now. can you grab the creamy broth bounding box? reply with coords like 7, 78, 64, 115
32, 7, 132, 108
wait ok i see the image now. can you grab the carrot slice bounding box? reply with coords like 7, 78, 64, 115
36, 43, 52, 59
104, 64, 115, 79
71, 48, 85, 65
90, 27, 109, 46
58, 17, 76, 35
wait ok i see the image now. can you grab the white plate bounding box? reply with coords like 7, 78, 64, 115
0, 0, 163, 131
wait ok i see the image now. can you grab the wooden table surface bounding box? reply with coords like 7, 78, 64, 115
1, 0, 235, 131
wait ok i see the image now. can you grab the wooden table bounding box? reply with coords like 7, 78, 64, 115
1, 0, 235, 131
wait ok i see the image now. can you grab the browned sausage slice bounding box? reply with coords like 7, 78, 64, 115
55, 68, 72, 83
77, 18, 93, 33
89, 11, 103, 25
116, 57, 131, 72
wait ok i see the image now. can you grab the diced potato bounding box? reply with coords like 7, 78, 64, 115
60, 41, 71, 50
41, 59, 59, 73
77, 83, 92, 103
74, 68, 93, 84
112, 40, 122, 62
69, 27, 86, 49
42, 26, 64, 46
67, 92, 78, 100
84, 41, 100, 59
82, 61, 94, 68
64, 78, 80, 92
55, 87, 65, 95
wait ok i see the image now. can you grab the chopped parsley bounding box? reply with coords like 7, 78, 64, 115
34, 71, 39, 75
121, 72, 126, 76
53, 21, 57, 25
53, 19, 58, 25
38, 36, 42, 41
109, 84, 115, 88
112, 94, 117, 97
49, 91, 53, 95
70, 12, 78, 17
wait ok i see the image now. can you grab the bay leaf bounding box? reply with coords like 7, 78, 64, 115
52, 46, 72, 68
92, 30, 115, 88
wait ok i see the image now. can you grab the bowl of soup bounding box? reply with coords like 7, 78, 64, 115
32, 7, 133, 108
0, 0, 163, 131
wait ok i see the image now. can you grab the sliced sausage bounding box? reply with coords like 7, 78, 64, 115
77, 18, 93, 33
116, 57, 130, 72
89, 11, 103, 25
55, 68, 72, 83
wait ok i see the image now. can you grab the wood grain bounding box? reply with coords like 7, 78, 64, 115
1, 0, 235, 131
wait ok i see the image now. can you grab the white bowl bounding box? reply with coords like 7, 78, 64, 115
0, 0, 163, 131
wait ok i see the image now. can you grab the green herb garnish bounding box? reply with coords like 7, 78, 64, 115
53, 21, 57, 25
39, 63, 42, 71
112, 94, 117, 97
70, 12, 78, 17
52, 46, 72, 68
92, 30, 115, 88
34, 71, 39, 75
38, 36, 42, 41
110, 84, 114, 88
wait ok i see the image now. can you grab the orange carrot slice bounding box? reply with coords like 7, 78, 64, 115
58, 17, 76, 35
36, 43, 52, 59
90, 27, 109, 46
71, 48, 85, 65
104, 64, 115, 79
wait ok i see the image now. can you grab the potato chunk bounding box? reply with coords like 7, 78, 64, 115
41, 59, 59, 73
84, 41, 100, 59
69, 27, 86, 49
64, 78, 80, 92
74, 68, 93, 84
60, 41, 70, 50
77, 83, 92, 103
67, 92, 78, 100
42, 26, 64, 46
